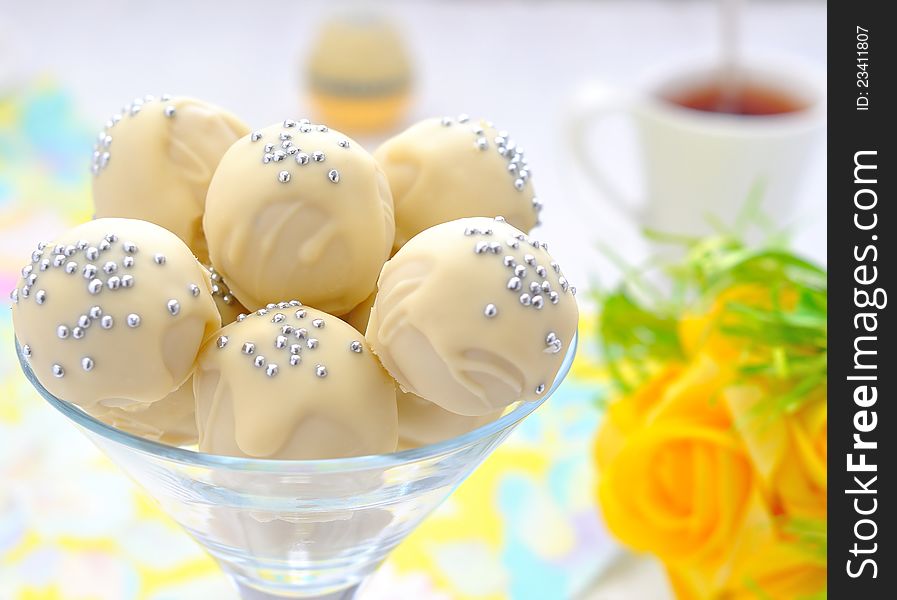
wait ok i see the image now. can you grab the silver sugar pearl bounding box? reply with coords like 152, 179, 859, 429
281, 325, 294, 335
474, 241, 489, 254
519, 293, 532, 306
315, 364, 327, 377
338, 139, 350, 148
559, 277, 569, 292
317, 125, 329, 132
126, 313, 141, 327
83, 264, 97, 278
290, 355, 301, 366
167, 299, 180, 315
532, 295, 544, 309
503, 255, 516, 267
312, 318, 325, 328
307, 338, 319, 349
530, 281, 541, 294
290, 344, 301, 355
153, 254, 166, 265
106, 276, 121, 290
189, 283, 200, 297
88, 279, 103, 294
295, 328, 308, 339
78, 315, 90, 328
57, 325, 69, 339
123, 242, 137, 253
242, 342, 255, 355
475, 137, 488, 150
251, 131, 263, 142
328, 169, 340, 183
86, 247, 99, 261
22, 344, 31, 359
216, 336, 229, 349
296, 152, 310, 165
35, 290, 47, 304
72, 327, 84, 339
536, 266, 547, 278
273, 150, 286, 161
103, 261, 118, 274
81, 357, 94, 372
272, 313, 286, 323
275, 335, 288, 349
266, 364, 279, 377
484, 304, 498, 318
507, 277, 522, 291
26, 274, 37, 286
123, 256, 135, 268
98, 239, 111, 251
514, 265, 527, 278
89, 306, 102, 319
514, 178, 525, 191
52, 364, 64, 378
164, 105, 176, 117
524, 254, 535, 265
295, 309, 307, 319
349, 340, 363, 353
541, 281, 552, 293
20, 286, 30, 298
53, 255, 66, 267
254, 355, 266, 368
100, 315, 114, 329
313, 151, 325, 162
64, 245, 76, 257
536, 383, 546, 395
278, 170, 291, 183
237, 314, 247, 322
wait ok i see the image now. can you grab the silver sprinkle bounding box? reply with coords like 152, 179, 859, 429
484, 304, 498, 318
514, 178, 525, 191
127, 313, 141, 327
100, 315, 113, 329
284, 119, 296, 128
57, 325, 69, 339
167, 299, 180, 315
52, 364, 64, 378
532, 295, 544, 309
273, 150, 286, 162
474, 241, 489, 254
536, 266, 547, 278
338, 139, 350, 148
494, 216, 506, 222
121, 275, 134, 288
153, 253, 166, 265
81, 357, 94, 372
503, 255, 516, 267
280, 132, 292, 141
189, 283, 200, 297
22, 344, 31, 358
83, 264, 97, 278
272, 313, 286, 323
475, 137, 488, 150
514, 265, 527, 278
571, 286, 578, 296
164, 105, 176, 117
277, 302, 290, 309
78, 315, 90, 328
275, 335, 288, 349
349, 340, 363, 353
524, 254, 535, 265
9, 288, 18, 304
313, 151, 325, 162
296, 152, 310, 165
106, 276, 121, 290
559, 277, 569, 292
265, 143, 275, 153
281, 325, 294, 335
295, 328, 308, 339
26, 274, 37, 286
440, 117, 452, 126
222, 294, 234, 304
328, 169, 340, 183
317, 124, 328, 132
34, 289, 47, 304
21, 265, 33, 277
257, 308, 269, 316
530, 281, 541, 294
103, 261, 118, 274
242, 342, 255, 355
251, 131, 263, 142
507, 238, 520, 249
541, 281, 552, 293
20, 286, 30, 298
290, 355, 301, 366
266, 364, 279, 377
289, 299, 302, 307
307, 338, 319, 349
295, 309, 307, 319
312, 318, 325, 328
216, 336, 229, 349
536, 383, 545, 395
98, 239, 111, 251
263, 153, 273, 164
278, 170, 291, 183
237, 314, 247, 322
123, 242, 137, 253
507, 277, 522, 291
72, 327, 84, 339
315, 364, 327, 377
489, 242, 502, 254
290, 344, 301, 355
53, 255, 66, 267
86, 247, 99, 261
64, 245, 76, 257
458, 113, 470, 123
88, 279, 103, 294
31, 250, 42, 262
254, 355, 266, 368
89, 306, 102, 319
519, 293, 532, 306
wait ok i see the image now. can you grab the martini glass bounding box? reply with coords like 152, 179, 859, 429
16, 335, 576, 599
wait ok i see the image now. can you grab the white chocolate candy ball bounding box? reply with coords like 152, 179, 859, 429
204, 120, 395, 315
91, 95, 249, 262
366, 217, 578, 416
11, 218, 221, 411
374, 116, 541, 251
194, 304, 397, 459
397, 389, 502, 447
87, 378, 198, 446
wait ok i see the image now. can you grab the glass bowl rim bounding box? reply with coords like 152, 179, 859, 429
15, 332, 576, 473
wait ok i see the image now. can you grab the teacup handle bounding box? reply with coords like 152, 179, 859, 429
567, 82, 644, 222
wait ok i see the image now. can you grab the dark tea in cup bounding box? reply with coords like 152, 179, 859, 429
664, 79, 808, 116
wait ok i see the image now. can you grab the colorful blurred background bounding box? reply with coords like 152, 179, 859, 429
1, 1, 825, 598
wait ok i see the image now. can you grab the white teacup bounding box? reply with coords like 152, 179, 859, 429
568, 58, 825, 237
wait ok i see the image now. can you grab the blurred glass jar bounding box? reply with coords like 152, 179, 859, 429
305, 12, 414, 135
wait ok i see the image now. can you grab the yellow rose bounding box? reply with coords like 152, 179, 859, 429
595, 355, 758, 570
726, 386, 827, 520
668, 531, 826, 600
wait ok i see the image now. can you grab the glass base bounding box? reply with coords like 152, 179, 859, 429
231, 576, 361, 599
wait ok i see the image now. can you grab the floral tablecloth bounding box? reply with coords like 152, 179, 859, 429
0, 82, 612, 600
